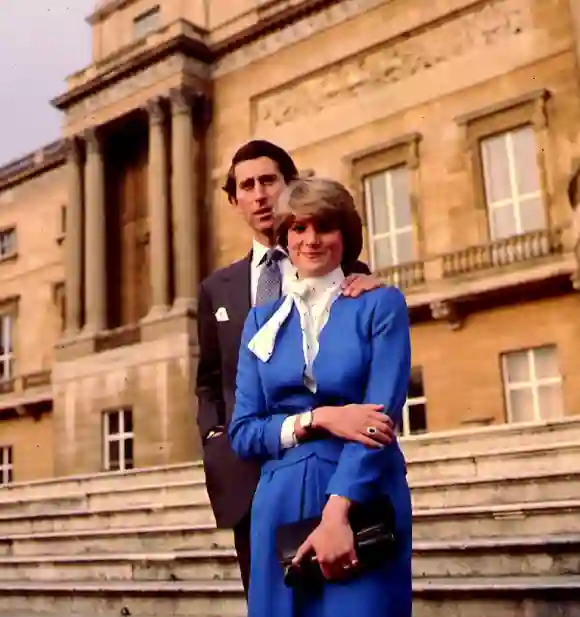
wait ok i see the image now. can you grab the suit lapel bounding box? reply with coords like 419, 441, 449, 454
224, 252, 252, 325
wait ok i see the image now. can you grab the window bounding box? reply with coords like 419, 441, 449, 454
0, 314, 13, 382
402, 367, 427, 436
0, 228, 16, 259
58, 205, 66, 241
0, 446, 12, 484
103, 408, 134, 472
364, 166, 415, 270
481, 125, 544, 241
133, 6, 160, 39
501, 345, 563, 423
53, 283, 65, 332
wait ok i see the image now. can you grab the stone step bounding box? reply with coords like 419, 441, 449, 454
413, 533, 580, 578
2, 498, 579, 558
0, 462, 205, 504
412, 575, 580, 617
406, 440, 580, 483
0, 579, 245, 617
0, 524, 234, 557
1, 439, 578, 520
0, 501, 216, 535
413, 498, 580, 540
0, 533, 577, 583
0, 576, 578, 617
400, 415, 580, 459
0, 416, 578, 507
411, 469, 580, 509
2, 464, 572, 525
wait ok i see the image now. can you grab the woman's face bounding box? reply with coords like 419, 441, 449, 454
287, 216, 344, 278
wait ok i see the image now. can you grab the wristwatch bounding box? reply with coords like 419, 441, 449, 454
299, 409, 315, 432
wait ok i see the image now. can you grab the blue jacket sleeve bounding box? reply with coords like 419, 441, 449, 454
228, 308, 287, 461
326, 287, 411, 504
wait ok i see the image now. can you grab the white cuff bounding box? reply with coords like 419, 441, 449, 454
280, 415, 298, 449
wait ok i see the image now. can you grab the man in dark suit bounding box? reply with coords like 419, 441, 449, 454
195, 140, 395, 595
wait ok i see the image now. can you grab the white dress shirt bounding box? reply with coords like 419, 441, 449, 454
247, 267, 346, 449
250, 239, 296, 306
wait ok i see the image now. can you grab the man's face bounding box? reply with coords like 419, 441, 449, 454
233, 157, 286, 237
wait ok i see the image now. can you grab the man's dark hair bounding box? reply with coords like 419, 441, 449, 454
222, 140, 299, 203
568, 166, 580, 210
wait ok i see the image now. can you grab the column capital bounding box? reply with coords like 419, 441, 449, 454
84, 127, 102, 155
146, 97, 165, 125
64, 136, 82, 161
170, 87, 196, 116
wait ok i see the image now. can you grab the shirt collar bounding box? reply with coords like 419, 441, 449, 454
251, 239, 287, 267
288, 266, 345, 299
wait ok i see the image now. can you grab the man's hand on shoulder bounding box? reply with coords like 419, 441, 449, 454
341, 273, 383, 298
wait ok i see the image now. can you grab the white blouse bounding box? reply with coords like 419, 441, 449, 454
248, 267, 345, 448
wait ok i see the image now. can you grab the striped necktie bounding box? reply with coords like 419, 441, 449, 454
255, 248, 285, 305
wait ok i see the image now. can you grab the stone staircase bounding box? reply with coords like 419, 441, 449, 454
0, 417, 578, 617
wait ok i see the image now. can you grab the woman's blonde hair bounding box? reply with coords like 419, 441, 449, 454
274, 177, 363, 265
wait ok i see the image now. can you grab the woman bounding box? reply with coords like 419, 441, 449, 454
229, 177, 412, 617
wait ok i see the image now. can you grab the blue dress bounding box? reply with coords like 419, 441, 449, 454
229, 286, 412, 617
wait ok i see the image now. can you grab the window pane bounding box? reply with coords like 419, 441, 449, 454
490, 204, 517, 240
124, 409, 133, 433
408, 402, 427, 434
372, 237, 394, 269
537, 384, 564, 419
124, 439, 134, 470
518, 196, 545, 233
533, 346, 558, 380
508, 388, 535, 422
408, 368, 424, 398
366, 174, 390, 235
6, 447, 12, 465
107, 412, 119, 435
108, 441, 120, 470
394, 231, 415, 264
504, 350, 530, 383
481, 134, 511, 203
390, 167, 412, 228
511, 126, 540, 195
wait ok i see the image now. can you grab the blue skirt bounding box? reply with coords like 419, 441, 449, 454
248, 452, 412, 617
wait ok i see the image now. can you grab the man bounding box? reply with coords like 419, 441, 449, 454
195, 140, 396, 595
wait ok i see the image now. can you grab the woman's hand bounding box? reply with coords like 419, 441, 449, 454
312, 404, 395, 447
292, 496, 358, 581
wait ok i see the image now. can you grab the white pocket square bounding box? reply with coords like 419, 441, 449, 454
215, 307, 229, 322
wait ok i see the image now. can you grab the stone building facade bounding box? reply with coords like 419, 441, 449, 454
0, 0, 579, 482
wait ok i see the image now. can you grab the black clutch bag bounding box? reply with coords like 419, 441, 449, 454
275, 498, 397, 589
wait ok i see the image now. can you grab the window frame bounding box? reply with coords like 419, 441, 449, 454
501, 345, 563, 423
0, 446, 13, 485
103, 407, 134, 472
401, 366, 427, 436
0, 298, 17, 383
363, 165, 415, 271
456, 89, 552, 246
0, 226, 17, 261
347, 132, 424, 270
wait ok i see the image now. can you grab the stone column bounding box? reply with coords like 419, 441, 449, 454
569, 0, 580, 74
64, 137, 83, 336
144, 97, 170, 320
83, 128, 107, 334
170, 88, 199, 312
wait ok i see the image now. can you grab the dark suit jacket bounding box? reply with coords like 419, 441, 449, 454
195, 252, 371, 528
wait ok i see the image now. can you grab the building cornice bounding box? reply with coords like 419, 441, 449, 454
0, 141, 66, 192
52, 34, 211, 111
